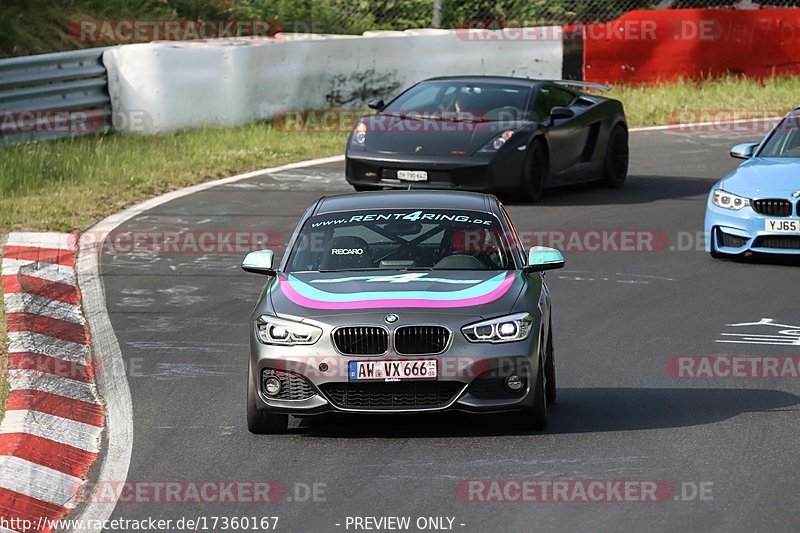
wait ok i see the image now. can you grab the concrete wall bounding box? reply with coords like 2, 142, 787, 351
104, 28, 564, 133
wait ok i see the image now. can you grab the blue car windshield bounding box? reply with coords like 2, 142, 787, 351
382, 81, 532, 122
760, 116, 800, 157
286, 209, 516, 272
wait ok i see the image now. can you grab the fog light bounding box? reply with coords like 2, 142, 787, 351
264, 377, 282, 396
505, 374, 524, 391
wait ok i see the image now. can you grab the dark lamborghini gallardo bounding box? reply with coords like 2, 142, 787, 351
345, 76, 629, 201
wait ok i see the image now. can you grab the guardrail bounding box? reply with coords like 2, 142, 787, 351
0, 47, 112, 144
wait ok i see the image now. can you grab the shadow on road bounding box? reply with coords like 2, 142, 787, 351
500, 175, 718, 207
293, 387, 799, 438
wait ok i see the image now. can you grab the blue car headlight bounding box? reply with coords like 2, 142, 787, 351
462, 312, 534, 343
256, 315, 322, 346
712, 190, 751, 211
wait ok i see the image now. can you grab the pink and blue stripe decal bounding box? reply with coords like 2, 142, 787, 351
279, 273, 516, 309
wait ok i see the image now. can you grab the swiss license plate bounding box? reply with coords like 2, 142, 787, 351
765, 219, 800, 233
349, 360, 437, 381
397, 170, 428, 182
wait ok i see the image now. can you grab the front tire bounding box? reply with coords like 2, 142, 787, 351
511, 329, 548, 431
603, 124, 629, 188
247, 365, 289, 434
545, 324, 556, 405
521, 140, 548, 202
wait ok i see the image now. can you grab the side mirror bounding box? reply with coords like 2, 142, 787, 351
242, 249, 276, 275
549, 106, 574, 124
524, 246, 565, 273
730, 142, 758, 159
367, 98, 385, 111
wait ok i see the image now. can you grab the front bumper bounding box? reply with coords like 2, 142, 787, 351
705, 201, 800, 255
345, 149, 526, 193
248, 318, 542, 415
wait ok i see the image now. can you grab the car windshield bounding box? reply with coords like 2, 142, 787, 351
286, 209, 516, 272
759, 115, 800, 157
382, 81, 531, 122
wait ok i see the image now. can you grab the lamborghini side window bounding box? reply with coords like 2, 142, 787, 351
532, 86, 575, 122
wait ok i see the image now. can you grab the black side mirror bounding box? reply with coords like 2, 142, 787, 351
549, 106, 574, 125
367, 98, 385, 111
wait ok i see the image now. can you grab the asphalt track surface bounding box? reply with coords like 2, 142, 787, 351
98, 127, 800, 532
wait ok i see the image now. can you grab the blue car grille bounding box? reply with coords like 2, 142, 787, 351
753, 199, 792, 217
753, 236, 800, 250
718, 230, 748, 248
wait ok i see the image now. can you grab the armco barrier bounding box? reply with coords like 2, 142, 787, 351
104, 28, 563, 134
0, 48, 112, 144
582, 8, 800, 84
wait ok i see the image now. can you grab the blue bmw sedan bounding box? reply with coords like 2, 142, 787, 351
705, 110, 800, 258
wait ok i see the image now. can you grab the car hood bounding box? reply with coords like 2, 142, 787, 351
721, 158, 800, 196
362, 115, 530, 156
269, 270, 527, 321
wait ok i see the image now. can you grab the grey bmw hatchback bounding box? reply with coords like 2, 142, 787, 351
242, 190, 564, 433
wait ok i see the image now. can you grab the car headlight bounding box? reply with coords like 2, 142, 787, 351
462, 312, 534, 343
477, 130, 515, 153
256, 315, 322, 346
712, 190, 751, 211
352, 121, 367, 145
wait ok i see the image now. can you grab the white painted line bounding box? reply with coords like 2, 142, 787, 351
7, 331, 88, 363
4, 232, 77, 251
4, 293, 84, 324
8, 370, 101, 404
73, 154, 346, 532
0, 411, 102, 454
1, 259, 76, 285
0, 456, 82, 509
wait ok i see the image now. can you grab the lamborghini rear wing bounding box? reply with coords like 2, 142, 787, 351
552, 80, 611, 92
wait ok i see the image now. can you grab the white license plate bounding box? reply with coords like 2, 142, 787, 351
765, 219, 800, 234
397, 170, 428, 182
349, 360, 437, 381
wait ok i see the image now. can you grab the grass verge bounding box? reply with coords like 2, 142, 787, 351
0, 124, 348, 232
613, 75, 800, 126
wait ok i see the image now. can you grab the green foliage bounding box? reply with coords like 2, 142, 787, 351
0, 0, 670, 57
